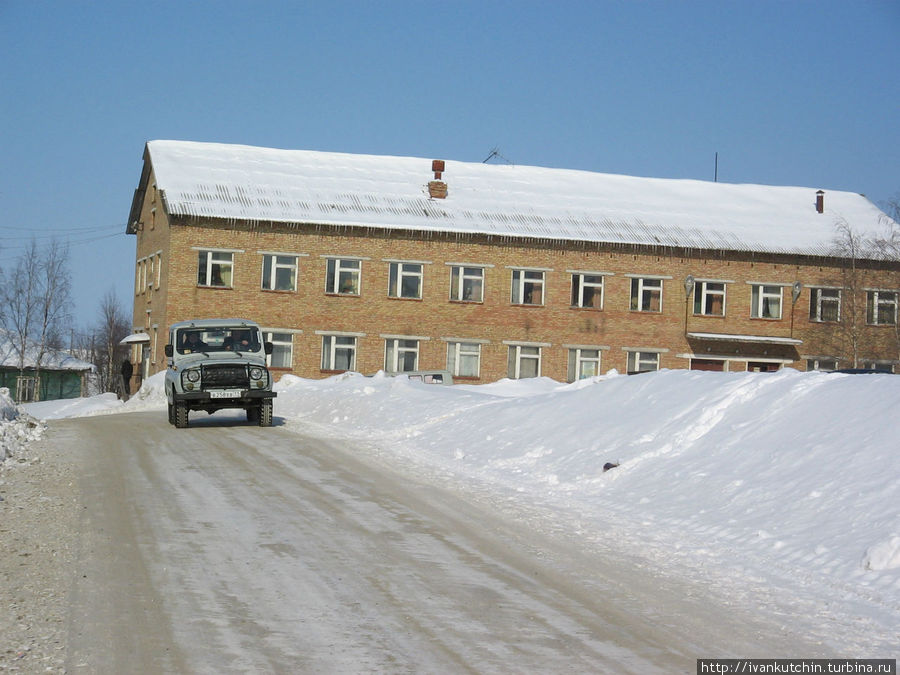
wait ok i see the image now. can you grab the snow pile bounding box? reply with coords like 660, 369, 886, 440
0, 387, 44, 464
272, 369, 900, 594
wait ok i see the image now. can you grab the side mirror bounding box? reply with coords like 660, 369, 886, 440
264, 341, 273, 355
164, 345, 173, 357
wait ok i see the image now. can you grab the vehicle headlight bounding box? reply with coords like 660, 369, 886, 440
186, 369, 201, 382
249, 367, 264, 380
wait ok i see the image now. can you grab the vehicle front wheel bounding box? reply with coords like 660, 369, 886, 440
259, 399, 273, 427
167, 402, 174, 425
174, 402, 189, 429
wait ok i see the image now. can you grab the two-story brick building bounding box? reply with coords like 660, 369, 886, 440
125, 140, 899, 384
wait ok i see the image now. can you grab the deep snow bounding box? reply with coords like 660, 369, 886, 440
11, 368, 900, 652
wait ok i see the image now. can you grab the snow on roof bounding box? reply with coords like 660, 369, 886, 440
145, 140, 896, 259
0, 331, 93, 372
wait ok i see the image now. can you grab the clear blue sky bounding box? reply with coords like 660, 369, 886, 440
2, 0, 898, 327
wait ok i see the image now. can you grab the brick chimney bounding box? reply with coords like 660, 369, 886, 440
816, 190, 825, 214
428, 159, 448, 199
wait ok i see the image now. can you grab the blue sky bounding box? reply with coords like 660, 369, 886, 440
1, 0, 898, 326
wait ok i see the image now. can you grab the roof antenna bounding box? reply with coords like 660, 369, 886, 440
714, 152, 718, 182
483, 147, 512, 164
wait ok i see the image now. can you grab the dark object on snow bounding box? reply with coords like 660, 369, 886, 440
603, 462, 619, 472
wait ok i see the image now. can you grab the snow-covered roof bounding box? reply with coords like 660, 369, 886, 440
0, 331, 93, 371
143, 140, 897, 259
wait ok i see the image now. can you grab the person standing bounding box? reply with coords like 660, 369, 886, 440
120, 358, 133, 400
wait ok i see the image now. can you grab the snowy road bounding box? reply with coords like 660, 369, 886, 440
56, 411, 823, 673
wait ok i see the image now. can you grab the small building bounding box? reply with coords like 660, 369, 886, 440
126, 140, 900, 382
0, 332, 93, 402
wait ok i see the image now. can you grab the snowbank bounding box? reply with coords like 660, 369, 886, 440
0, 387, 45, 464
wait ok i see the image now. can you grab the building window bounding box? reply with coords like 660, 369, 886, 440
326, 258, 361, 295
388, 262, 423, 299
860, 360, 895, 373
866, 290, 898, 325
693, 280, 726, 316
385, 338, 419, 372
751, 284, 783, 319
263, 331, 294, 369
626, 351, 660, 374
198, 250, 234, 288
446, 341, 481, 378
449, 266, 484, 302
507, 344, 541, 379
155, 252, 162, 288
321, 334, 357, 372
806, 357, 838, 371
809, 287, 841, 322
630, 277, 662, 312
511, 269, 545, 306
571, 273, 604, 309
262, 254, 298, 292
568, 348, 601, 381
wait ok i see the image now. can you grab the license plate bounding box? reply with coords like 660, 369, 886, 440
210, 389, 242, 399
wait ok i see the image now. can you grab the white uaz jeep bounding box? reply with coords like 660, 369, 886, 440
164, 319, 277, 428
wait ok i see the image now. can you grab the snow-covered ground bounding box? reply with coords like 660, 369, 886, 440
11, 368, 900, 650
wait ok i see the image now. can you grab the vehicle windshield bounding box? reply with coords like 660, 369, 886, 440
176, 327, 262, 355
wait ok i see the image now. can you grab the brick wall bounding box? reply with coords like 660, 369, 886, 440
130, 217, 900, 381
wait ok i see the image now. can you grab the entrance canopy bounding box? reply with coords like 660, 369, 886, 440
119, 333, 151, 345
686, 332, 802, 364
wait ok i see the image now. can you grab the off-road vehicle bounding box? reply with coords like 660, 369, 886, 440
164, 319, 277, 428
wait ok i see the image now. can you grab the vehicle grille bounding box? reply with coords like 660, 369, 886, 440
201, 364, 249, 389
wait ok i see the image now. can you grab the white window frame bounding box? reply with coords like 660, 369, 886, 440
446, 340, 482, 378
626, 350, 661, 374
510, 268, 547, 306
506, 343, 544, 379
866, 290, 898, 326
449, 265, 485, 302
384, 337, 420, 373
751, 284, 783, 319
196, 249, 237, 288
320, 333, 359, 372
806, 357, 839, 372
388, 261, 424, 299
809, 287, 841, 322
568, 347, 602, 381
629, 277, 663, 312
570, 271, 607, 309
326, 258, 362, 295
155, 252, 162, 288
261, 253, 299, 292
693, 280, 727, 316
261, 330, 295, 369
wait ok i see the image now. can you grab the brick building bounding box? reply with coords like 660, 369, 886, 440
125, 140, 899, 383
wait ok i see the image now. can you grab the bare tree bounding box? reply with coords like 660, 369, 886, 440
831, 220, 865, 367
0, 239, 42, 376
93, 289, 131, 393
33, 240, 72, 388
0, 239, 74, 400
832, 213, 900, 367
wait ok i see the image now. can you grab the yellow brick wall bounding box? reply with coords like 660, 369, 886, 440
130, 218, 900, 382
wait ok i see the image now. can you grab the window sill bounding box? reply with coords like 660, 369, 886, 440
262, 288, 297, 294
569, 305, 603, 311
449, 299, 484, 305
511, 303, 545, 308
388, 296, 423, 301
325, 292, 361, 298
197, 285, 233, 290
750, 316, 783, 321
